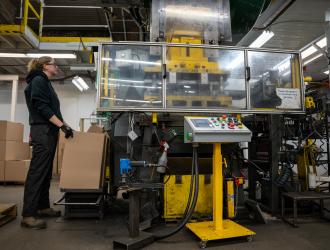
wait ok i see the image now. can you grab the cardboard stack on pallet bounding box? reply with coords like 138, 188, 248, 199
0, 121, 31, 183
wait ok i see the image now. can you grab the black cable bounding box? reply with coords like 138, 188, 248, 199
183, 150, 196, 217
254, 20, 323, 31
153, 146, 199, 240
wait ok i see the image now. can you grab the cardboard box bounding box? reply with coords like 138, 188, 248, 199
0, 121, 24, 142
5, 160, 30, 182
59, 131, 106, 190
0, 161, 4, 182
0, 142, 30, 161
87, 124, 104, 134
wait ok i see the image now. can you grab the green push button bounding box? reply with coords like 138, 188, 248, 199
186, 132, 193, 141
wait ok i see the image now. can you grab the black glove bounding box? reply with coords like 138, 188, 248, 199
60, 125, 74, 139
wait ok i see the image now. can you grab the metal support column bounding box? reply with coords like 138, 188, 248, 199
213, 143, 223, 231
325, 10, 330, 189
270, 115, 282, 214
113, 188, 154, 250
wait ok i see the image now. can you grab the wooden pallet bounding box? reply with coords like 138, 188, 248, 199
0, 203, 17, 226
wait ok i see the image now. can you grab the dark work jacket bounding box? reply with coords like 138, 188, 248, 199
24, 70, 63, 132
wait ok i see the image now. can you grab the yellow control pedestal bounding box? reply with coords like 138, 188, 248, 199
186, 143, 255, 248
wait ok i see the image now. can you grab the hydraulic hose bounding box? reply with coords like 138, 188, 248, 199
183, 147, 196, 217
153, 146, 199, 240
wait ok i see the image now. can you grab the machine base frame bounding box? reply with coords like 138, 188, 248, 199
186, 219, 255, 244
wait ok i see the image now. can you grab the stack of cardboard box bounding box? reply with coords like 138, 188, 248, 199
0, 121, 31, 183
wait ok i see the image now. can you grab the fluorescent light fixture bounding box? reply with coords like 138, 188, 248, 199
324, 70, 329, 75
75, 76, 89, 90
26, 53, 76, 59
249, 30, 274, 48
316, 37, 327, 48
301, 37, 327, 59
0, 52, 76, 59
72, 76, 89, 91
227, 31, 274, 70
0, 53, 27, 58
303, 53, 322, 66
72, 78, 83, 92
301, 46, 317, 59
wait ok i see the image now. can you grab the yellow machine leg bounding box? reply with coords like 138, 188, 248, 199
186, 143, 255, 246
213, 143, 223, 231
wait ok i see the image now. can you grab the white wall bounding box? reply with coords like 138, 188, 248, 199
0, 81, 97, 142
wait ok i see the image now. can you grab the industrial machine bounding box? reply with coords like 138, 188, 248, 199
94, 0, 305, 249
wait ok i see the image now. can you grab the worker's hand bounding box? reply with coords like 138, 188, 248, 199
60, 125, 74, 139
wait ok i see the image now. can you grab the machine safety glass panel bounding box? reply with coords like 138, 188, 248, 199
247, 51, 302, 110
165, 47, 246, 109
99, 45, 163, 108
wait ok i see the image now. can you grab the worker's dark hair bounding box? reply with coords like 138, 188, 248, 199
27, 56, 53, 73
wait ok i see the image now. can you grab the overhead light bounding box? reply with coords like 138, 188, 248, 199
0, 52, 76, 59
0, 53, 27, 58
301, 37, 327, 59
249, 30, 274, 48
324, 70, 329, 75
301, 46, 317, 59
72, 78, 83, 92
303, 53, 323, 66
26, 53, 76, 59
316, 37, 327, 48
72, 76, 89, 92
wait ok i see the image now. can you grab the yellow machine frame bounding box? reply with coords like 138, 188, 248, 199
164, 175, 213, 220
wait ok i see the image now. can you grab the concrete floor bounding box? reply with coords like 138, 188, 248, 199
1, 180, 330, 250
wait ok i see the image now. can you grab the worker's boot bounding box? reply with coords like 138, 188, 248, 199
21, 217, 47, 229
38, 208, 61, 218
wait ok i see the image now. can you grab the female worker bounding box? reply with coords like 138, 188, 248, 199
22, 56, 73, 229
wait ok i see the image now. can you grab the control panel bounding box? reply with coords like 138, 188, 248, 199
184, 115, 252, 143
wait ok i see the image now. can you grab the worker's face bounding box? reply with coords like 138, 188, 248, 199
43, 60, 59, 76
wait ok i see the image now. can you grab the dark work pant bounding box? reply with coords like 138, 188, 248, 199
22, 124, 58, 217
